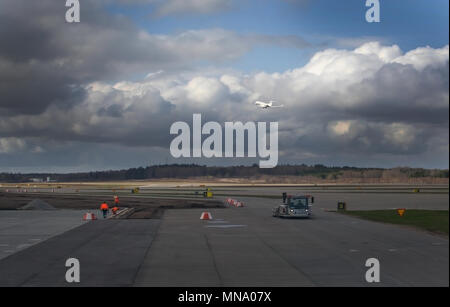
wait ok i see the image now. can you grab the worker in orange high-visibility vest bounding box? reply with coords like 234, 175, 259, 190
112, 206, 119, 215
100, 202, 109, 219
114, 195, 119, 205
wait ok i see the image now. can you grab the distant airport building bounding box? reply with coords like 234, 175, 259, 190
29, 178, 44, 183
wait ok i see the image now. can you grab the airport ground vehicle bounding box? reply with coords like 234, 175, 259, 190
272, 194, 313, 218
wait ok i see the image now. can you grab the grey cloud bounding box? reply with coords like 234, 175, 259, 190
97, 104, 125, 118
344, 62, 449, 125
0, 1, 447, 171
0, 0, 312, 117
2, 41, 447, 162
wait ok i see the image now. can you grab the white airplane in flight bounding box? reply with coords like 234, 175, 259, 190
254, 100, 284, 109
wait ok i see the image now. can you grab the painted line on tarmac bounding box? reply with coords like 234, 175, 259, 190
16, 243, 32, 250
205, 224, 247, 228
108, 208, 133, 219
207, 220, 229, 224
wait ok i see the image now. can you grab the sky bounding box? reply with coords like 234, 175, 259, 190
0, 0, 448, 172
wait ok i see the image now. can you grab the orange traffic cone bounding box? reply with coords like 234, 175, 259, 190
236, 201, 244, 207
200, 212, 213, 220
83, 212, 97, 221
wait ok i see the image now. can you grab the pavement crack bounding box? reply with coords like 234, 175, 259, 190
204, 233, 224, 286
252, 231, 317, 286
131, 218, 163, 286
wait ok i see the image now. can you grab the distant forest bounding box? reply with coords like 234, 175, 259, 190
0, 164, 448, 183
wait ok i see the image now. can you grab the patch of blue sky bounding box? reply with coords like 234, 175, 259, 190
104, 0, 449, 73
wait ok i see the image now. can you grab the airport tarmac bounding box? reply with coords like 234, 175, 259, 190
134, 197, 448, 287
0, 219, 159, 286
0, 210, 87, 261
0, 189, 448, 287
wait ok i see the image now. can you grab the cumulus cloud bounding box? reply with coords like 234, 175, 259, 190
0, 0, 310, 116
393, 45, 450, 70
1, 41, 448, 169
0, 0, 448, 171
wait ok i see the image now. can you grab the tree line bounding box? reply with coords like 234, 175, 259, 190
0, 164, 448, 183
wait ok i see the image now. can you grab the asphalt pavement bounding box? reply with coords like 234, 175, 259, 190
0, 191, 448, 287
0, 210, 87, 261
134, 198, 448, 287
0, 219, 159, 286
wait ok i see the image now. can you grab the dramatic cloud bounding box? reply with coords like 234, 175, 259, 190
0, 0, 309, 116
1, 39, 448, 170
0, 1, 448, 171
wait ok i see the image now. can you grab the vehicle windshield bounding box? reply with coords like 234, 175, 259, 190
290, 198, 308, 209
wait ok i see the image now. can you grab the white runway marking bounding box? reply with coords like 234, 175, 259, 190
205, 224, 247, 228
16, 244, 32, 250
